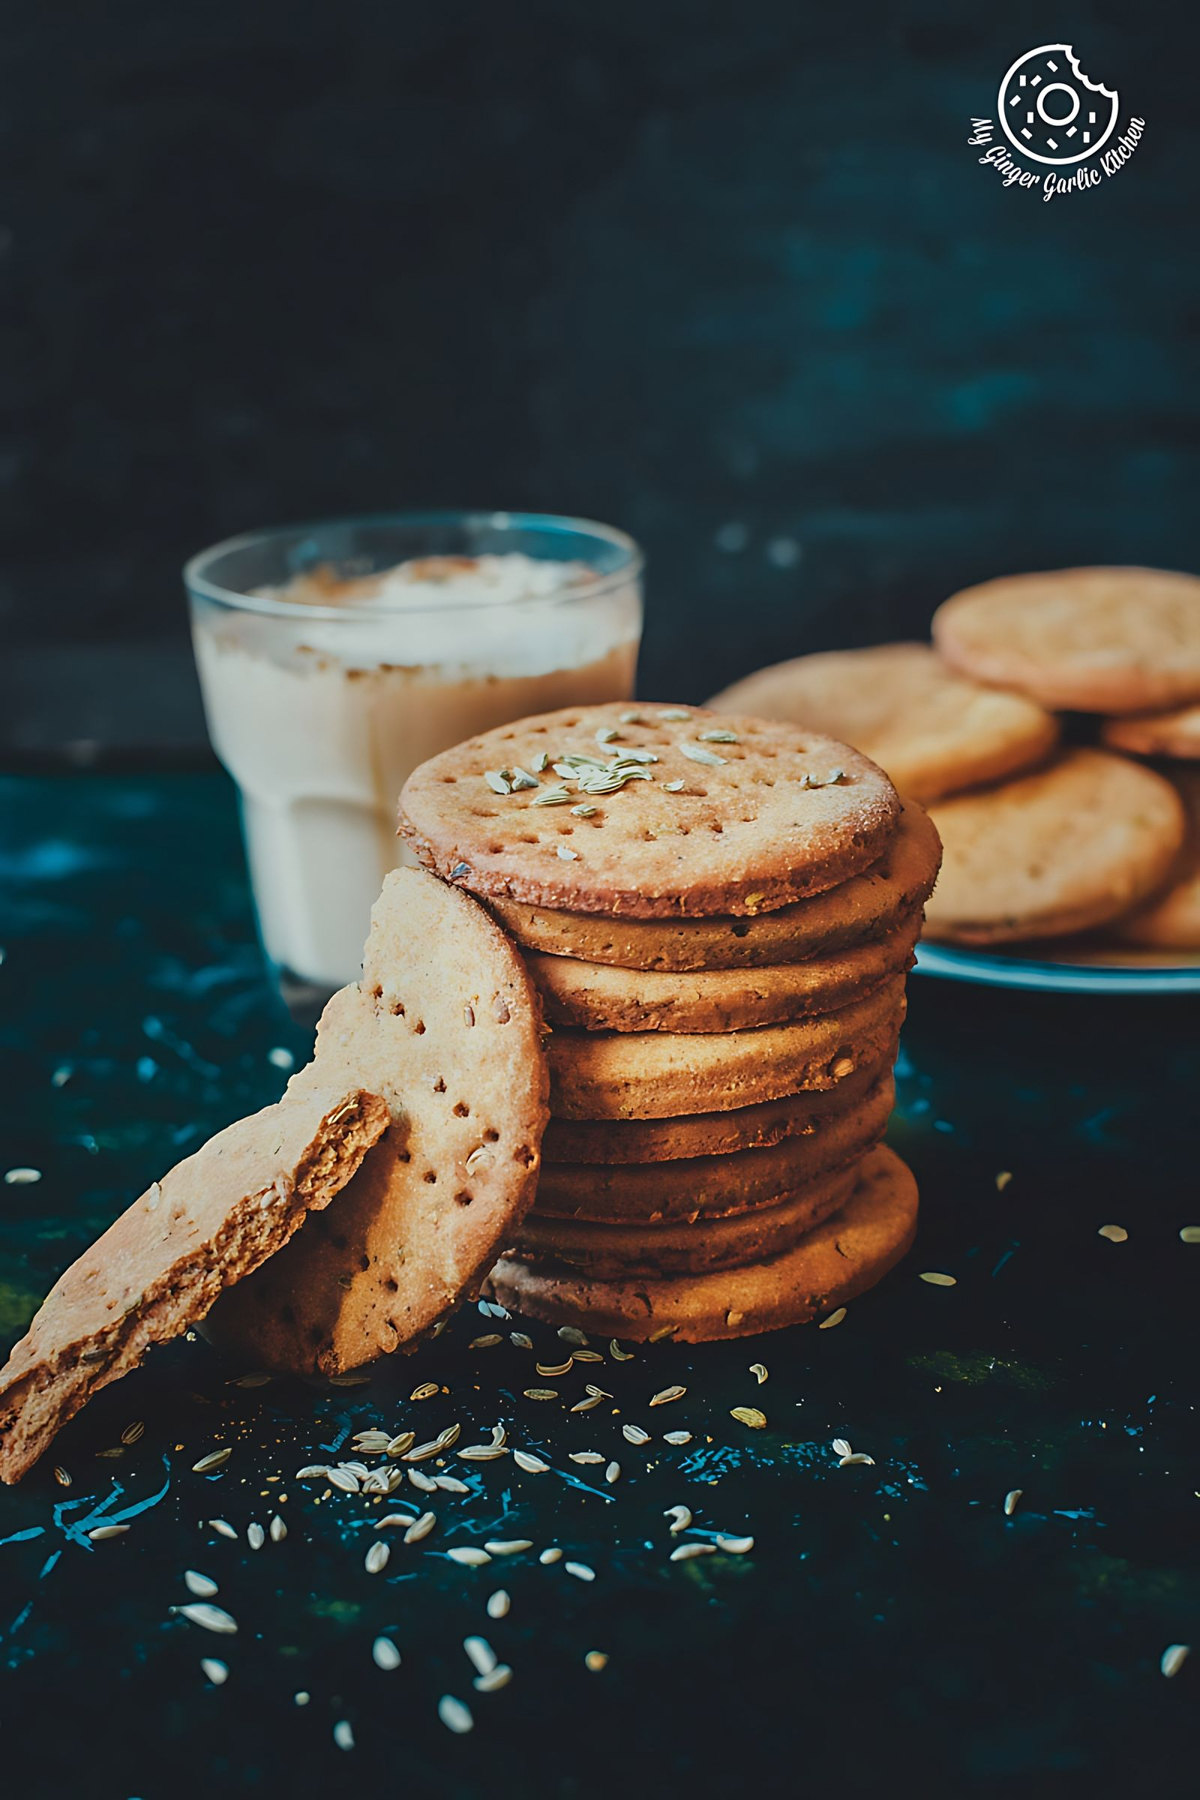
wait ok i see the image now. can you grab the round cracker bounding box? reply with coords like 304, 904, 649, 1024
709, 643, 1057, 800
487, 798, 940, 971
1112, 767, 1200, 949
527, 911, 918, 1033
489, 1144, 918, 1341
542, 1045, 897, 1163
515, 1160, 859, 1277
399, 702, 900, 918
206, 868, 549, 1375
1102, 704, 1200, 761
535, 1072, 893, 1222
933, 568, 1200, 714
546, 976, 906, 1120
923, 749, 1186, 946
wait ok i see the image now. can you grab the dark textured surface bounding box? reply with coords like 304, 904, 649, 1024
1, 771, 1198, 1797
2, 3, 1197, 753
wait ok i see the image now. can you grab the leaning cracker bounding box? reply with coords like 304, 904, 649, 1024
1102, 704, 1200, 761
488, 798, 941, 970
709, 643, 1057, 801
924, 749, 1186, 946
207, 868, 549, 1374
1112, 768, 1200, 949
399, 703, 900, 919
933, 567, 1200, 714
490, 1145, 918, 1341
0, 1086, 388, 1484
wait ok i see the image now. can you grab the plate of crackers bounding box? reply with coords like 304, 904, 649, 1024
711, 566, 1200, 994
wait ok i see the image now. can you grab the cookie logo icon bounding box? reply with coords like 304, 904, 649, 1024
998, 44, 1119, 166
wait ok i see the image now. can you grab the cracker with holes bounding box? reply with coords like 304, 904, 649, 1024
0, 1085, 389, 1483
398, 702, 901, 918
207, 868, 549, 1374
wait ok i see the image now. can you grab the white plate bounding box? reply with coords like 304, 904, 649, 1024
914, 940, 1200, 995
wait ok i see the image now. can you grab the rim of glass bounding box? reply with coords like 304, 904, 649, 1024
184, 509, 643, 621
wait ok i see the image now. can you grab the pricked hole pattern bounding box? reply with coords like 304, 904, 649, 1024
455, 1191, 473, 1206
453, 1102, 470, 1118
423, 1171, 437, 1184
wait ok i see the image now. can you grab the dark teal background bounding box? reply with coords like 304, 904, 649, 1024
1, 2, 1196, 752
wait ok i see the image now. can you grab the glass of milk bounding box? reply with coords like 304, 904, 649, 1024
185, 511, 643, 1009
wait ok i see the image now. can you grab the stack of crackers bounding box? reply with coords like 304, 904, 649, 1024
713, 567, 1200, 955
399, 702, 941, 1342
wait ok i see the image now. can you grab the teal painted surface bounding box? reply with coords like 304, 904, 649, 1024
1, 774, 1198, 1797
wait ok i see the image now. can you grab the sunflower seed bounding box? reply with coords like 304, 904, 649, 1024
474, 1664, 512, 1692
840, 1453, 875, 1467
510, 1330, 534, 1349
832, 1438, 852, 1457
201, 1658, 228, 1684
185, 1570, 218, 1598
333, 1720, 355, 1751
406, 1468, 436, 1493
664, 1505, 692, 1534
670, 1543, 715, 1562
364, 1540, 390, 1575
266, 1514, 286, 1543
715, 1535, 754, 1554
663, 1430, 692, 1446
247, 1522, 265, 1550
513, 1450, 550, 1473
439, 1695, 474, 1734
556, 1326, 589, 1346
659, 709, 693, 722
470, 1333, 503, 1349
699, 730, 739, 743
818, 1307, 847, 1329
209, 1519, 238, 1540
88, 1524, 130, 1541
1098, 1224, 1128, 1243
374, 1514, 410, 1530
338, 1462, 371, 1479
680, 741, 726, 766
919, 1272, 956, 1287
523, 1388, 560, 1402
373, 1636, 401, 1671
121, 1420, 145, 1445
386, 1433, 416, 1457
564, 1561, 595, 1581
484, 1539, 533, 1556
536, 1358, 573, 1377
53, 1465, 71, 1487
484, 769, 512, 795
192, 1448, 232, 1474
3, 1167, 40, 1185
1161, 1643, 1191, 1678
557, 845, 579, 860
404, 1512, 436, 1543
569, 1452, 604, 1465
570, 1396, 603, 1413
663, 778, 686, 792
447, 1546, 492, 1566
1003, 1489, 1023, 1517
649, 1386, 686, 1407
459, 1445, 509, 1462
622, 1424, 650, 1446
463, 1635, 497, 1676
531, 785, 574, 808
1179, 1226, 1200, 1244
176, 1602, 237, 1634
605, 1462, 621, 1485
487, 1589, 511, 1618
571, 804, 598, 818
539, 1547, 562, 1564
609, 1342, 634, 1361
509, 767, 540, 791
404, 1439, 445, 1463
572, 1349, 605, 1363
749, 1363, 768, 1385
327, 1468, 360, 1493
294, 1465, 327, 1483
531, 751, 550, 774
731, 1407, 766, 1429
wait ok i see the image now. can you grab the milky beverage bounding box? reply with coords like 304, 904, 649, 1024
192, 554, 639, 989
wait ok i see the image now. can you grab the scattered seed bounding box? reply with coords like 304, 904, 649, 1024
192, 1449, 232, 1474
572, 1348, 605, 1363
664, 1506, 692, 1534
410, 1382, 440, 1401
484, 1539, 533, 1556
405, 1439, 446, 1463
470, 1334, 503, 1349
1004, 1489, 1023, 1517
510, 1330, 534, 1349
531, 751, 550, 774
404, 1512, 437, 1544
681, 741, 726, 766
564, 1561, 595, 1582
435, 1475, 470, 1494
663, 1430, 692, 1446
699, 730, 739, 743
570, 1452, 605, 1465
4, 1167, 41, 1185
995, 1170, 1013, 1191
622, 1424, 650, 1446
571, 1395, 604, 1413
185, 1570, 219, 1598
605, 1461, 621, 1485
609, 1342, 634, 1363
558, 1326, 590, 1347
487, 1589, 510, 1618
53, 1465, 71, 1487
918, 1272, 956, 1287
1161, 1643, 1190, 1678
531, 785, 574, 808
294, 1691, 310, 1706
328, 1372, 371, 1388
208, 1519, 237, 1540
484, 769, 512, 795
386, 1433, 416, 1457
333, 1720, 355, 1752
509, 768, 540, 791
513, 1451, 550, 1473
1179, 1226, 1200, 1244
372, 1636, 401, 1671
539, 1547, 562, 1564
247, 1522, 265, 1551
595, 726, 620, 745
524, 1387, 560, 1402
749, 1363, 768, 1385
649, 1386, 686, 1407
585, 1650, 609, 1671
120, 1420, 145, 1446
88, 1524, 130, 1541
439, 1695, 474, 1734
557, 845, 579, 860
659, 709, 693, 721
832, 1438, 852, 1457
840, 1453, 875, 1467
201, 1658, 228, 1685
327, 1468, 360, 1493
670, 1543, 715, 1562
447, 1547, 492, 1567
409, 1468, 438, 1492
818, 1307, 847, 1329
663, 778, 686, 792
731, 1407, 766, 1429
459, 1445, 508, 1462
365, 1541, 390, 1575
715, 1535, 754, 1554
269, 1514, 287, 1543
176, 1603, 238, 1634
536, 1358, 574, 1377
474, 1664, 512, 1692
1098, 1224, 1128, 1243
464, 1635, 497, 1676
648, 1325, 678, 1343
